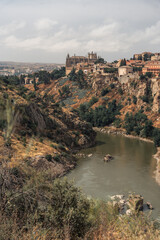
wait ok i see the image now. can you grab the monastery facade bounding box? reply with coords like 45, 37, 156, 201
66, 52, 98, 75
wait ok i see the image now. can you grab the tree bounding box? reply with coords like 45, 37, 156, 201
94, 58, 105, 64
145, 72, 152, 78
69, 68, 77, 81
33, 77, 37, 91
143, 120, 154, 138
50, 67, 65, 80
120, 58, 126, 66
38, 71, 50, 84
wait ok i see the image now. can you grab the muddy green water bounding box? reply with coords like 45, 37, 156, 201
68, 132, 160, 220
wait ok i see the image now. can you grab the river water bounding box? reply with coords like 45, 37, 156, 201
68, 132, 160, 220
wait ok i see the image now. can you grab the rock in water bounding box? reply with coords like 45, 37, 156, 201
127, 194, 144, 212
104, 154, 114, 162
88, 154, 93, 157
147, 202, 154, 210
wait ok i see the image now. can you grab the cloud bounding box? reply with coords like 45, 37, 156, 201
0, 21, 26, 36
3, 20, 160, 56
35, 18, 58, 31
4, 34, 81, 53
0, 0, 160, 62
89, 23, 119, 38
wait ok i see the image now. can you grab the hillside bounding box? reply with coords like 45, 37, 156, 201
28, 71, 160, 130
0, 79, 96, 178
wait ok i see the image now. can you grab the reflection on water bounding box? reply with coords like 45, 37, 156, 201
68, 132, 160, 219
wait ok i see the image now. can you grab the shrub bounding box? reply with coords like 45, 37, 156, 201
54, 154, 61, 162
110, 83, 115, 89
140, 74, 146, 81
114, 118, 122, 128
118, 87, 123, 95
132, 95, 137, 104
88, 96, 98, 107
58, 143, 66, 151
50, 67, 65, 80
101, 88, 110, 96
145, 72, 152, 78
50, 178, 90, 238
153, 128, 160, 146
45, 154, 52, 162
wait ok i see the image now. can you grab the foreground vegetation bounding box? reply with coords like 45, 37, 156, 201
0, 162, 159, 240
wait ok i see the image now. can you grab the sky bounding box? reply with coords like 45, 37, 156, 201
0, 0, 160, 63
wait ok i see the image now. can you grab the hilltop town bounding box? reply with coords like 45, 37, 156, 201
66, 51, 160, 78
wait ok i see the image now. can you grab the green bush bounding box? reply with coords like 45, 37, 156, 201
58, 143, 66, 151
145, 72, 152, 78
118, 87, 123, 95
45, 154, 52, 162
110, 83, 115, 89
88, 96, 98, 107
114, 118, 122, 128
101, 88, 110, 96
50, 178, 90, 238
50, 67, 65, 80
132, 95, 137, 104
54, 154, 61, 162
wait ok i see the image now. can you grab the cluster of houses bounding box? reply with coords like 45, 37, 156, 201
66, 52, 160, 79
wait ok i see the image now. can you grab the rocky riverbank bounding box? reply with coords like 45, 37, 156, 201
93, 126, 153, 143
108, 194, 154, 216
153, 147, 160, 186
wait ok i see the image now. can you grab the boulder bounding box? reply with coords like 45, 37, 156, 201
147, 202, 154, 210
115, 195, 124, 200
104, 154, 114, 162
111, 195, 116, 201
127, 194, 144, 212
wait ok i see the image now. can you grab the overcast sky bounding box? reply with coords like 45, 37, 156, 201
0, 0, 160, 63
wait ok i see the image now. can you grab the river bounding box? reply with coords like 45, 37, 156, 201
68, 132, 160, 220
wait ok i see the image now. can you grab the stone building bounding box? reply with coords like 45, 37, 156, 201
142, 61, 160, 76
118, 66, 133, 77
133, 52, 152, 61
66, 52, 98, 75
